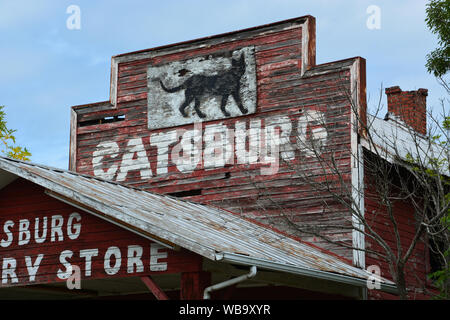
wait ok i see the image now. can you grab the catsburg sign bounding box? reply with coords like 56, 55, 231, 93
92, 110, 328, 181
0, 181, 200, 287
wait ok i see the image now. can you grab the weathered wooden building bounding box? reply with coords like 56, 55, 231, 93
0, 16, 438, 299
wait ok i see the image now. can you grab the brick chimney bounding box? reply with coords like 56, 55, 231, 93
385, 86, 428, 135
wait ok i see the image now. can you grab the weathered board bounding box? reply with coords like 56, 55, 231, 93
363, 167, 429, 299
0, 179, 202, 287
71, 16, 365, 262
148, 46, 257, 129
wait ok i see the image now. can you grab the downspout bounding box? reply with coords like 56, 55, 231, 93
203, 266, 257, 300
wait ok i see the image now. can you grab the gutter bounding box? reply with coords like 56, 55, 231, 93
216, 252, 398, 295
203, 265, 257, 299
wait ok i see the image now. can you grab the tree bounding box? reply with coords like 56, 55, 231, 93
247, 85, 449, 300
243, 4, 450, 298
425, 0, 450, 298
425, 0, 450, 89
0, 105, 31, 161
424, 114, 450, 299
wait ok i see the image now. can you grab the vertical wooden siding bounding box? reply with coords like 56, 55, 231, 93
364, 172, 429, 299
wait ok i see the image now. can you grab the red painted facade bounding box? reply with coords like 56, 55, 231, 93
365, 179, 431, 299
0, 178, 202, 287
13, 16, 429, 299
71, 16, 366, 263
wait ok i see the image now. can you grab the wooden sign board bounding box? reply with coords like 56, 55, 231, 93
0, 179, 201, 287
74, 17, 322, 183
71, 16, 366, 262
148, 46, 257, 129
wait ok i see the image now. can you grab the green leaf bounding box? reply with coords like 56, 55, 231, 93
0, 105, 31, 161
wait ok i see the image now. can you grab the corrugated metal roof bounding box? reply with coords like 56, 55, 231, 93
0, 156, 396, 292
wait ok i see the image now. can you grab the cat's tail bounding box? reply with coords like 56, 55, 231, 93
159, 79, 185, 93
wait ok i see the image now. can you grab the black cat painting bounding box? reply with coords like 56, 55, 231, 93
159, 54, 248, 118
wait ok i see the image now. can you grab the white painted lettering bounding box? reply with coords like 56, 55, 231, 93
80, 248, 98, 277
297, 110, 328, 157
92, 113, 331, 180
116, 138, 152, 181
150, 243, 168, 272
127, 245, 144, 274
235, 120, 261, 164
18, 219, 31, 246
1, 257, 18, 284
204, 123, 234, 169
34, 217, 47, 244
151, 130, 177, 175
265, 115, 294, 161
57, 250, 73, 280
261, 125, 280, 176
25, 254, 44, 282
92, 141, 120, 180
0, 220, 14, 248
51, 215, 64, 242
171, 123, 202, 173
67, 212, 82, 240
104, 246, 121, 275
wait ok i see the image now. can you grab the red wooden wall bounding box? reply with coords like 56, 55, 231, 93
364, 169, 430, 299
0, 178, 201, 287
71, 17, 362, 262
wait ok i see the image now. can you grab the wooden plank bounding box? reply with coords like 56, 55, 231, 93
69, 109, 77, 171
141, 276, 169, 300
180, 271, 211, 300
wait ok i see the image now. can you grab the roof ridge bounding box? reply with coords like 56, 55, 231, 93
0, 156, 148, 191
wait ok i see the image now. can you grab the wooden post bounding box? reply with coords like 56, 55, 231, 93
141, 276, 169, 300
180, 271, 211, 300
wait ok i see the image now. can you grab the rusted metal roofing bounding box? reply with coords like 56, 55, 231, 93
0, 156, 396, 292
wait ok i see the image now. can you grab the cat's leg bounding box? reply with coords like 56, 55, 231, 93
220, 95, 231, 117
193, 97, 207, 118
179, 94, 194, 117
232, 90, 248, 115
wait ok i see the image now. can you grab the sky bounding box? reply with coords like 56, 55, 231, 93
0, 0, 445, 169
